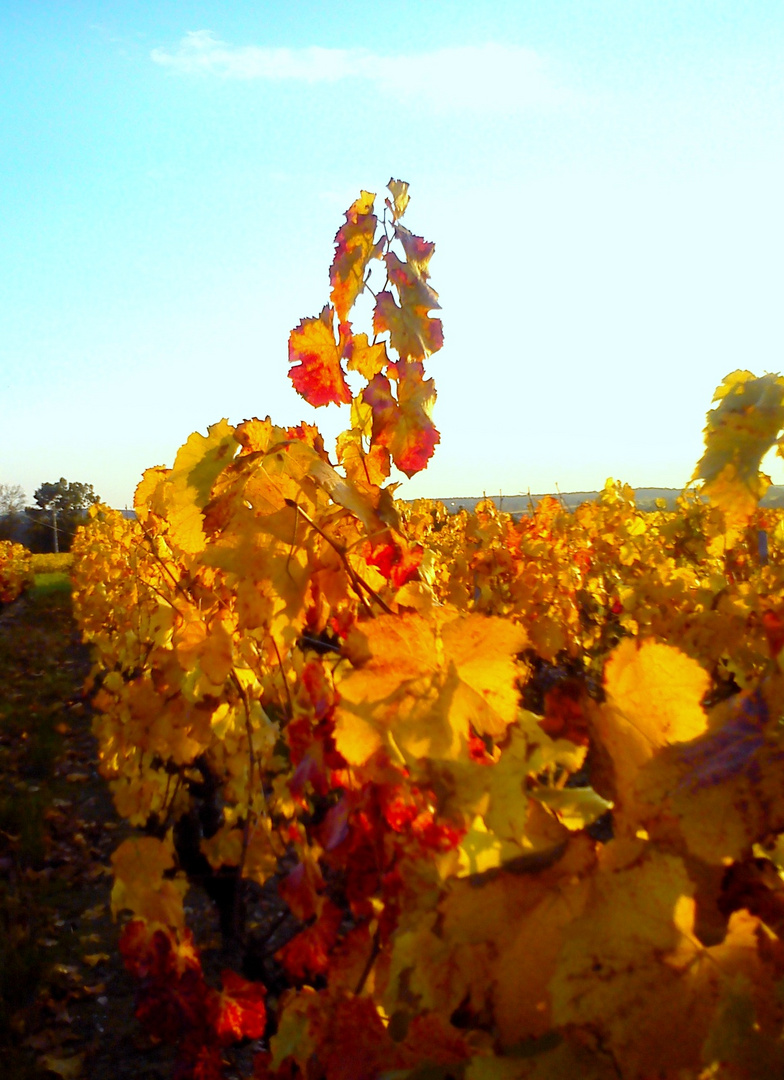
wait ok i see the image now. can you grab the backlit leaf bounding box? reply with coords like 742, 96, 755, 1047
330, 190, 382, 322
693, 369, 784, 522
596, 638, 709, 830
212, 970, 267, 1044
362, 362, 440, 476
373, 289, 444, 362
288, 305, 352, 407
386, 177, 410, 220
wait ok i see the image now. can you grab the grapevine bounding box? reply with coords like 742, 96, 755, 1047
0, 540, 33, 604
72, 182, 784, 1079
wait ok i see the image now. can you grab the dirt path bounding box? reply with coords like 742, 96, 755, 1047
0, 585, 175, 1079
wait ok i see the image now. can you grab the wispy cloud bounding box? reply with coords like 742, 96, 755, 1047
150, 30, 573, 112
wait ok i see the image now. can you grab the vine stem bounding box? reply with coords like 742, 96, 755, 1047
354, 926, 381, 996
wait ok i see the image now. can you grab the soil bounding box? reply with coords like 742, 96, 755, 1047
0, 586, 179, 1079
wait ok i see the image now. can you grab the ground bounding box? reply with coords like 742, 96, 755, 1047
0, 579, 179, 1079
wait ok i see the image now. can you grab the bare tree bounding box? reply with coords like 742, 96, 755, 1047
0, 483, 26, 516
0, 483, 27, 541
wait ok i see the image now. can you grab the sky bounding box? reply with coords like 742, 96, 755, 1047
3, 1, 784, 509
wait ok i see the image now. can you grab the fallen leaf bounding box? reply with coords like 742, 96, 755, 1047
39, 1052, 85, 1079
82, 953, 110, 967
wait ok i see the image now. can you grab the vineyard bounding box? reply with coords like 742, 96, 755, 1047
41, 181, 784, 1077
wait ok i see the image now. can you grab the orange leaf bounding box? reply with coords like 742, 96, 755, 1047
288, 306, 351, 407
363, 362, 440, 477
330, 191, 382, 322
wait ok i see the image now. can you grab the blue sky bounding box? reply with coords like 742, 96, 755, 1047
3, 1, 784, 508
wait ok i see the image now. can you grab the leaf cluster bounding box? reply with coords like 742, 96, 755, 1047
70, 184, 784, 1080
0, 540, 34, 604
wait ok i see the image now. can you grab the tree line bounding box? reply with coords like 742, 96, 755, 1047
0, 479, 100, 553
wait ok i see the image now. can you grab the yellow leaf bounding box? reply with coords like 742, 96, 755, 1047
693, 369, 784, 523
334, 611, 525, 767
596, 639, 709, 831
635, 677, 784, 862
82, 953, 110, 967
157, 419, 237, 553
531, 787, 613, 831
550, 848, 778, 1077
39, 1053, 85, 1079
441, 614, 527, 738
343, 332, 388, 379
110, 836, 187, 929
386, 178, 410, 220
443, 836, 595, 1044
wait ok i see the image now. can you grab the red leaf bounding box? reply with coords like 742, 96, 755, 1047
763, 608, 784, 657
135, 967, 210, 1043
211, 970, 267, 1045
276, 900, 343, 980
365, 538, 423, 588
279, 858, 325, 922
399, 1013, 472, 1067
175, 1038, 226, 1080
284, 422, 329, 459
322, 995, 399, 1080
288, 306, 351, 407
539, 680, 590, 747
119, 920, 201, 981
362, 362, 439, 477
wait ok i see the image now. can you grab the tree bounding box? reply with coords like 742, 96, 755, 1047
0, 483, 27, 542
32, 478, 99, 552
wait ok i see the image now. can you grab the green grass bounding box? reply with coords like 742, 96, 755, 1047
30, 572, 71, 597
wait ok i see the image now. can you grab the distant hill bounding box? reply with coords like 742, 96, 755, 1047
428, 486, 784, 515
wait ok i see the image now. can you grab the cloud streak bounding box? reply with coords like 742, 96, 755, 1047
150, 31, 572, 112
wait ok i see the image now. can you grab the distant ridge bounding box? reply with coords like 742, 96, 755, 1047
427, 486, 784, 515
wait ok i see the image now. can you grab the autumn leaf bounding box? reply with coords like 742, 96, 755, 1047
693, 369, 784, 522
276, 899, 343, 979
364, 537, 423, 588
140, 419, 237, 553
111, 836, 188, 929
373, 289, 443, 362
335, 427, 391, 486
342, 331, 388, 380
211, 970, 267, 1045
635, 679, 784, 863
395, 223, 436, 279
288, 305, 352, 407
594, 638, 709, 831
362, 362, 440, 477
385, 250, 440, 315
330, 190, 382, 323
333, 611, 525, 766
39, 1053, 85, 1079
386, 177, 410, 220
550, 847, 779, 1078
